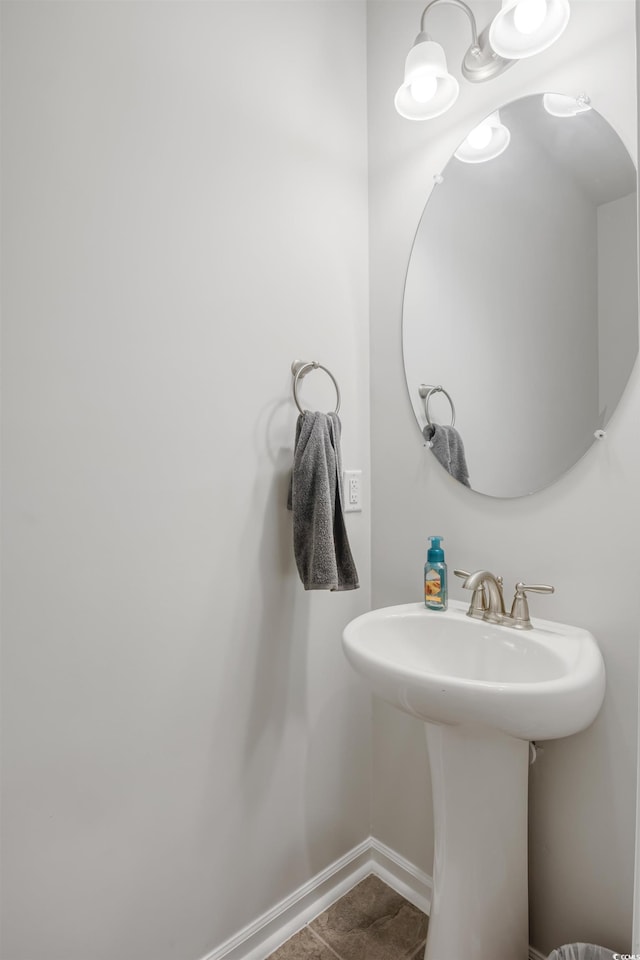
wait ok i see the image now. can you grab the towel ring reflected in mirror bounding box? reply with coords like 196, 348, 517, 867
419, 384, 456, 427
291, 360, 341, 415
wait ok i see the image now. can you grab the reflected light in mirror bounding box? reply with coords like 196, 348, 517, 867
468, 123, 493, 150
454, 112, 511, 164
543, 92, 592, 117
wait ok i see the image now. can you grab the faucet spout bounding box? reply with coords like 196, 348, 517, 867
462, 570, 506, 622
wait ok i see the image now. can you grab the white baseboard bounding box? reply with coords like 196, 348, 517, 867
368, 836, 432, 915
200, 836, 546, 960
529, 948, 548, 960
200, 838, 373, 960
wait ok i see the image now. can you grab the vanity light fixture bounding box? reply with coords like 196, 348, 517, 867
394, 33, 460, 119
395, 0, 571, 121
543, 92, 591, 117
490, 0, 571, 59
454, 111, 511, 163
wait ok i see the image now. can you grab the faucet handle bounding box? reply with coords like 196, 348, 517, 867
453, 569, 487, 619
509, 582, 555, 629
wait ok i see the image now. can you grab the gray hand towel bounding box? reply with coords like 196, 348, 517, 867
423, 423, 471, 487
287, 411, 359, 591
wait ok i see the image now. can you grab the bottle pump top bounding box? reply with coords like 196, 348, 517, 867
427, 536, 445, 563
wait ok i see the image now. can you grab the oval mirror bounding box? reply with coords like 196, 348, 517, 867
402, 93, 638, 498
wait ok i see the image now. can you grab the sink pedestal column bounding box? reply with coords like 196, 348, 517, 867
424, 723, 530, 960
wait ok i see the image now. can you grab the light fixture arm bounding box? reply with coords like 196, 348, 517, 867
419, 0, 480, 55
414, 0, 516, 84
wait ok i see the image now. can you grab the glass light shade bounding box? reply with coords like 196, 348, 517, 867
489, 0, 570, 59
395, 38, 459, 120
454, 112, 511, 163
543, 93, 592, 117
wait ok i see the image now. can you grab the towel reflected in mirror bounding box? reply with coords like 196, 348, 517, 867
423, 423, 471, 488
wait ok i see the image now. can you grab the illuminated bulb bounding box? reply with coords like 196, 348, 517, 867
454, 111, 509, 163
410, 74, 438, 103
513, 0, 548, 35
467, 121, 493, 150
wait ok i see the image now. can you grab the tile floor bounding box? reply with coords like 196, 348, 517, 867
266, 874, 428, 960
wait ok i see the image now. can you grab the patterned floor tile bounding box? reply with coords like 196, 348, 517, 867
266, 925, 341, 960
308, 875, 428, 960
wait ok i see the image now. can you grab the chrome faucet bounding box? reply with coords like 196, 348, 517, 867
454, 569, 554, 630
459, 570, 506, 623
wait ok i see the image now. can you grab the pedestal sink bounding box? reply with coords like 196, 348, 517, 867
342, 600, 605, 960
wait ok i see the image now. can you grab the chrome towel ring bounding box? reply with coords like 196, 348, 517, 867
419, 384, 456, 427
291, 360, 341, 415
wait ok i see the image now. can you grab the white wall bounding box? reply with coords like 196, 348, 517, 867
4, 3, 639, 958
0, 4, 371, 960
367, 1, 638, 954
634, 12, 640, 947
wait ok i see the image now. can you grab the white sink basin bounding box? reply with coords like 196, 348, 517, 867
342, 600, 605, 741
342, 600, 606, 960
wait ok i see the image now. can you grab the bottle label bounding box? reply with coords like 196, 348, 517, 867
425, 569, 442, 604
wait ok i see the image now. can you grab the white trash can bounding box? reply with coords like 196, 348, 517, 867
548, 945, 616, 960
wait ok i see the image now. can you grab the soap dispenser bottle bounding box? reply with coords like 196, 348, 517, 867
424, 536, 447, 611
